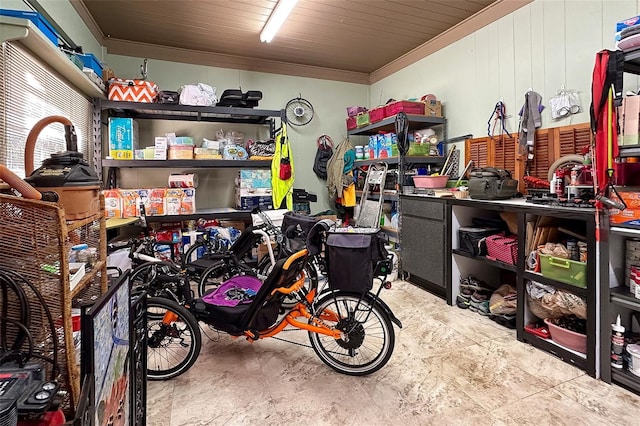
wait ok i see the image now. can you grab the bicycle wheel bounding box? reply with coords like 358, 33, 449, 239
309, 292, 395, 376
197, 261, 232, 297
182, 238, 215, 268
146, 297, 202, 380
129, 261, 181, 299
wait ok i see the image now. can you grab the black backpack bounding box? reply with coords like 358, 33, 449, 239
313, 135, 334, 180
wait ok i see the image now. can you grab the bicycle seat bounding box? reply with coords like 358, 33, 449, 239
191, 249, 308, 335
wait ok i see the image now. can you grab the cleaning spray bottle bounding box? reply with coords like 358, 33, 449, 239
611, 314, 625, 369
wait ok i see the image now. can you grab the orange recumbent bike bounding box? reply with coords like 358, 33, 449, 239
143, 220, 402, 379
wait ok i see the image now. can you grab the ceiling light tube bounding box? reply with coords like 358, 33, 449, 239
260, 0, 298, 43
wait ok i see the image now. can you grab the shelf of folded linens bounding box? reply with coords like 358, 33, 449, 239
452, 249, 517, 272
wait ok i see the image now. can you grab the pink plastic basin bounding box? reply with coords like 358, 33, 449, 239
412, 175, 449, 188
544, 318, 586, 354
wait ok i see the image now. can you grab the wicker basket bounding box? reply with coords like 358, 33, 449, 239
0, 194, 106, 416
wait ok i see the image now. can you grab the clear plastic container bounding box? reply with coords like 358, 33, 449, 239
71, 243, 90, 265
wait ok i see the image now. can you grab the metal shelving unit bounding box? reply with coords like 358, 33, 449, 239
95, 100, 285, 222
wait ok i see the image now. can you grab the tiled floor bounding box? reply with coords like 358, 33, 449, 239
146, 280, 640, 425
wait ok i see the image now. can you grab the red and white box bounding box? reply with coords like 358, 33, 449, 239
108, 78, 159, 103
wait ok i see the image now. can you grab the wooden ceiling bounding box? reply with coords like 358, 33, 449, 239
74, 0, 521, 83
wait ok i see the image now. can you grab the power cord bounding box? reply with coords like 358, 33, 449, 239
0, 268, 60, 379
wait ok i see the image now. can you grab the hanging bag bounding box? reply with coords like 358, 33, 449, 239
313, 134, 334, 180
278, 126, 292, 180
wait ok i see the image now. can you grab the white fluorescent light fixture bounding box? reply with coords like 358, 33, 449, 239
260, 0, 298, 43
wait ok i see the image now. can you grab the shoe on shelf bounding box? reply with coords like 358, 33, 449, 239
469, 291, 491, 315
456, 293, 471, 309
490, 313, 516, 329
459, 275, 492, 293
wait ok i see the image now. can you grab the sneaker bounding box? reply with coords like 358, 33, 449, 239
490, 313, 517, 329
456, 293, 471, 309
469, 291, 491, 315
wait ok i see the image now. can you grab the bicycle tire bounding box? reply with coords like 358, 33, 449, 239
129, 261, 181, 299
146, 297, 202, 380
182, 239, 212, 269
197, 260, 232, 297
308, 292, 395, 376
547, 154, 584, 182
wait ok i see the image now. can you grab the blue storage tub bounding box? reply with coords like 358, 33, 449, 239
0, 9, 59, 46
77, 53, 103, 76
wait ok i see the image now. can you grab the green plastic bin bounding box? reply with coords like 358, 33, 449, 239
539, 254, 587, 288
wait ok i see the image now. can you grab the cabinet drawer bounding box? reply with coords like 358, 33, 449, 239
402, 198, 444, 220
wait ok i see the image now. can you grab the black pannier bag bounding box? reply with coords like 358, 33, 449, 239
468, 167, 518, 200
326, 229, 388, 292
458, 226, 500, 256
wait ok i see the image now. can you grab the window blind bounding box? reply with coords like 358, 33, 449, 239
0, 42, 93, 179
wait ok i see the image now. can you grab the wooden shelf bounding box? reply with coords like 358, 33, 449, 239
71, 260, 105, 298
0, 16, 105, 98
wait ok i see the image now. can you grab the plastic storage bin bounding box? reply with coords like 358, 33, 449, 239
385, 100, 425, 116
544, 318, 587, 354
0, 9, 59, 45
539, 254, 587, 288
77, 53, 103, 76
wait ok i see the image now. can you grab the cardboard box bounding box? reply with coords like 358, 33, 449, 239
425, 100, 443, 117
237, 169, 272, 190
168, 146, 193, 160
165, 188, 196, 215
103, 189, 122, 218
109, 117, 139, 159
610, 191, 640, 226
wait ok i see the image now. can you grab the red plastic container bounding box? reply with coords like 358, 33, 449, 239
346, 116, 357, 130
385, 100, 425, 116
369, 106, 386, 123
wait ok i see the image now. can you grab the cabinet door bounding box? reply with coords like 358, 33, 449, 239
401, 215, 445, 288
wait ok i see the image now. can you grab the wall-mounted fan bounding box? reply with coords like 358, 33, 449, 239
285, 95, 314, 126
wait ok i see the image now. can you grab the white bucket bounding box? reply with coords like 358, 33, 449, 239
627, 344, 640, 377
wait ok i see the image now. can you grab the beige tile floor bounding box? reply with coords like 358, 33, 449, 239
146, 280, 640, 425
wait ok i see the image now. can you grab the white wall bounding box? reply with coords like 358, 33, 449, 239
105, 54, 369, 212
371, 0, 640, 170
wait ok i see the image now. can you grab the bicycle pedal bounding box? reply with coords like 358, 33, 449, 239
383, 281, 392, 289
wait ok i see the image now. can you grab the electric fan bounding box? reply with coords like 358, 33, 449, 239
285, 96, 314, 126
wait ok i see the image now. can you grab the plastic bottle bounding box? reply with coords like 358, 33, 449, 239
71, 243, 90, 266
611, 314, 625, 369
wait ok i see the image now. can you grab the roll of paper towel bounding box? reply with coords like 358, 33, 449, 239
168, 173, 198, 188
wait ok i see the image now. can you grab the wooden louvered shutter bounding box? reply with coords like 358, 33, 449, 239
554, 123, 592, 158
465, 137, 490, 169
493, 135, 517, 172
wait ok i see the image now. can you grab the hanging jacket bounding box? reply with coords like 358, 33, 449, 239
518, 90, 543, 154
271, 124, 294, 209
590, 49, 624, 192
326, 138, 351, 200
